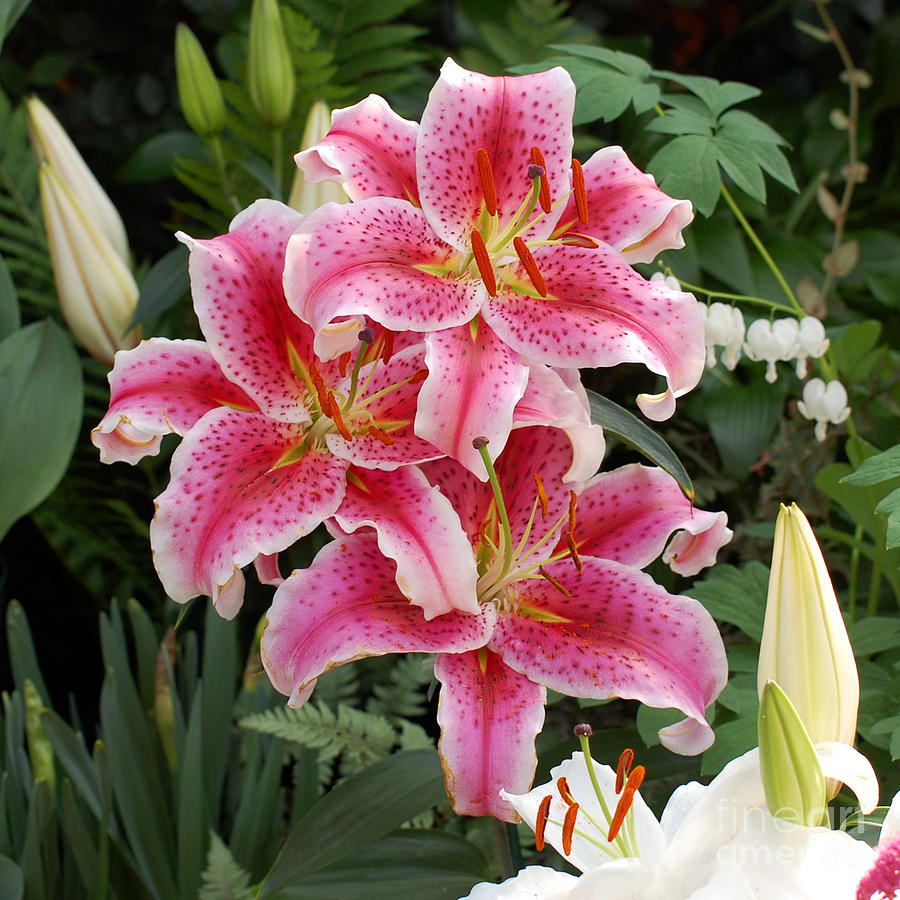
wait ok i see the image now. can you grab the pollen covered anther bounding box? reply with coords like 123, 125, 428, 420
608, 765, 645, 842
326, 393, 353, 441
560, 232, 600, 249
338, 351, 351, 377
307, 358, 331, 411
562, 802, 579, 855
539, 566, 571, 597
534, 794, 552, 851
565, 531, 583, 572
476, 147, 498, 217
513, 237, 548, 297
381, 330, 395, 364
532, 472, 549, 518
572, 158, 589, 224
470, 230, 497, 296
556, 776, 576, 807
615, 748, 634, 794
530, 146, 551, 213
367, 425, 395, 446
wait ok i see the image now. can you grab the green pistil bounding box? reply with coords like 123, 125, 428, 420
475, 440, 514, 577
490, 178, 541, 252
343, 341, 369, 411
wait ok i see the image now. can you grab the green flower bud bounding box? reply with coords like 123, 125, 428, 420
758, 680, 826, 828
175, 23, 226, 138
247, 0, 295, 127
24, 679, 55, 789
287, 100, 348, 214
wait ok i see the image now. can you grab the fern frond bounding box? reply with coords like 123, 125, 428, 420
366, 653, 434, 719
198, 833, 254, 900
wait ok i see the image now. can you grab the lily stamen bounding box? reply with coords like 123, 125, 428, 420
607, 765, 645, 842
530, 146, 552, 212
562, 802, 579, 855
533, 472, 549, 518
572, 158, 589, 224
470, 230, 497, 296
565, 531, 583, 572
513, 236, 548, 297
539, 565, 571, 597
366, 424, 395, 446
307, 358, 331, 412
327, 394, 353, 441
559, 232, 600, 249
476, 148, 498, 217
615, 748, 634, 794
535, 794, 552, 851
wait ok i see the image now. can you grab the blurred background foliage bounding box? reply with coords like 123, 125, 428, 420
0, 0, 898, 895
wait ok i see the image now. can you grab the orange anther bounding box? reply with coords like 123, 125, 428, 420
513, 237, 548, 297
539, 566, 571, 597
327, 394, 353, 441
338, 351, 352, 377
367, 425, 396, 446
470, 230, 497, 296
559, 232, 599, 249
409, 368, 429, 384
381, 330, 395, 364
562, 802, 579, 855
476, 148, 498, 217
556, 776, 576, 807
307, 358, 331, 411
567, 490, 577, 536
534, 794, 552, 851
530, 146, 551, 213
615, 748, 634, 794
608, 765, 645, 842
532, 473, 549, 518
572, 158, 589, 224
565, 531, 583, 573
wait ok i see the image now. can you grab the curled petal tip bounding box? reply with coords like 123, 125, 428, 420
636, 389, 676, 421
658, 716, 715, 756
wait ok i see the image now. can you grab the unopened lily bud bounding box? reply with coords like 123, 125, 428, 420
26, 95, 130, 264
758, 680, 826, 827
39, 162, 141, 365
175, 23, 226, 138
758, 504, 858, 779
24, 679, 55, 788
247, 0, 295, 128
288, 101, 348, 214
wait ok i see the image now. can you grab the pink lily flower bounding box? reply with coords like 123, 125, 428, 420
285, 59, 703, 472
262, 426, 730, 821
92, 199, 469, 619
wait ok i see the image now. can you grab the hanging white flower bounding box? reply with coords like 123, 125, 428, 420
744, 318, 799, 383
700, 302, 745, 370
794, 317, 830, 379
797, 378, 851, 441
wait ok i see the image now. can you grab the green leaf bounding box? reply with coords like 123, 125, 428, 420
258, 749, 445, 897
701, 715, 758, 776
0, 0, 31, 54
828, 320, 881, 382
282, 830, 492, 900
644, 107, 714, 136
646, 135, 720, 217
750, 141, 798, 193
713, 135, 767, 203
118, 131, 211, 183
585, 389, 692, 496
653, 71, 760, 117
685, 561, 769, 641
0, 854, 23, 900
132, 245, 190, 326
716, 109, 789, 146
5, 602, 50, 705
0, 253, 19, 340
842, 444, 900, 486
178, 693, 210, 900
876, 487, 900, 549
199, 834, 254, 900
848, 617, 900, 656
690, 212, 754, 294
0, 320, 83, 542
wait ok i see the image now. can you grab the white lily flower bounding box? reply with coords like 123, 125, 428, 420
744, 318, 799, 383
461, 744, 883, 900
794, 317, 830, 379
797, 378, 851, 441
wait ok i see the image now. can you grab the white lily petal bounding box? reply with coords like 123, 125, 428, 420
461, 866, 579, 899
815, 741, 879, 814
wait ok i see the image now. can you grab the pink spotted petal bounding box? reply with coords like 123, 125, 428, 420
420, 457, 494, 548
295, 95, 419, 203
512, 363, 605, 483
333, 466, 480, 618
261, 535, 496, 706
179, 199, 314, 422
151, 407, 345, 615
284, 199, 484, 356
490, 557, 727, 754
416, 322, 529, 479
92, 338, 257, 465
553, 146, 693, 264
254, 553, 283, 586
417, 59, 575, 251
483, 244, 705, 413
324, 344, 441, 469
435, 649, 546, 821
574, 464, 731, 574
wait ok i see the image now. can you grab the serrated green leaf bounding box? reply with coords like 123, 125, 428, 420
551, 43, 652, 78
585, 389, 692, 496
713, 135, 767, 202
0, 320, 83, 542
199, 833, 254, 900
843, 444, 900, 486
750, 141, 798, 193
282, 830, 491, 900
685, 561, 768, 640
645, 107, 714, 136
717, 109, 789, 146
653, 71, 760, 117
131, 245, 190, 327
258, 749, 444, 896
0, 254, 19, 340
647, 135, 720, 216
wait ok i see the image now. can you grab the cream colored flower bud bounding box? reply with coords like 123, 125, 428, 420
39, 162, 140, 366
287, 101, 348, 214
26, 96, 130, 265
175, 23, 226, 138
247, 0, 295, 127
758, 504, 859, 754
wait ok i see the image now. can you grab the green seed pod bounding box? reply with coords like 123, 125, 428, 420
247, 0, 296, 127
175, 23, 226, 138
